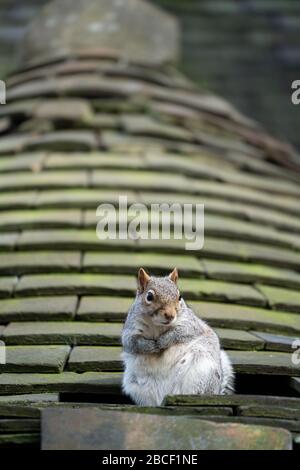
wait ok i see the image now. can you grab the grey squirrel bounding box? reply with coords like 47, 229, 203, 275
121, 268, 234, 406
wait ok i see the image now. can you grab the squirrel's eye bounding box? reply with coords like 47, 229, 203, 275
179, 295, 182, 301
146, 291, 154, 303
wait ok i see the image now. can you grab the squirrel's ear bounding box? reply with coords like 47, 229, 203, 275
137, 268, 150, 293
169, 267, 178, 284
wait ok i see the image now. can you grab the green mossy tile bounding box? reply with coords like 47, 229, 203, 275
3, 321, 122, 346
190, 301, 300, 335
0, 371, 122, 394
0, 210, 82, 231
68, 346, 122, 372
0, 171, 89, 192
202, 259, 300, 289
228, 350, 300, 376
77, 296, 132, 321
0, 296, 77, 322
83, 252, 203, 276
0, 277, 17, 298
257, 285, 300, 313
0, 345, 71, 373
15, 274, 136, 297
0, 251, 81, 275
215, 328, 264, 350
36, 189, 137, 208
251, 331, 298, 353
18, 229, 136, 251
179, 278, 266, 306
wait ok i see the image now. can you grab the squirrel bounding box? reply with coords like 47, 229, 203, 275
121, 267, 234, 406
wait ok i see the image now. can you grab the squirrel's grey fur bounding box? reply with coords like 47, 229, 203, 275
121, 269, 234, 406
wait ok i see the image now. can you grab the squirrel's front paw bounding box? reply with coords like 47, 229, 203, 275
157, 335, 171, 350
144, 338, 160, 354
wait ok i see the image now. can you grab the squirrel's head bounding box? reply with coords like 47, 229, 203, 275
137, 267, 182, 326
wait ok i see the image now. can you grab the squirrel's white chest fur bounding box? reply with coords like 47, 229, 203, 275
125, 319, 211, 376
123, 339, 212, 378
122, 326, 224, 406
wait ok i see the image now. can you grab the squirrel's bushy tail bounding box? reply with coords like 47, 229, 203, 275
220, 350, 235, 394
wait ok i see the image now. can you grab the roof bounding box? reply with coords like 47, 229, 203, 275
0, 0, 299, 450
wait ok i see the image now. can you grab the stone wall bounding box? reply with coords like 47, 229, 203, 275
0, 0, 48, 77
153, 0, 300, 151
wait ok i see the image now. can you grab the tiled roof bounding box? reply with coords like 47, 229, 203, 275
0, 0, 300, 450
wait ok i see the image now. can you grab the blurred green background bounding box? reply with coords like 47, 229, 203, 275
0, 0, 299, 150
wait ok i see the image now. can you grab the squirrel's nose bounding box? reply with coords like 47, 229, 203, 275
164, 313, 175, 322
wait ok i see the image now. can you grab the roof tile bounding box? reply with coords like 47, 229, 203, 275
91, 169, 188, 192
0, 192, 37, 211
191, 180, 300, 216
204, 215, 293, 248
237, 241, 300, 270
1, 346, 70, 373
0, 135, 29, 155
68, 346, 122, 372
190, 301, 300, 335
251, 331, 298, 353
0, 419, 40, 434
83, 252, 204, 276
15, 274, 136, 297
215, 328, 264, 350
0, 210, 82, 231
179, 278, 266, 306
24, 131, 98, 152
0, 393, 59, 405
0, 296, 77, 322
0, 371, 122, 394
202, 259, 300, 289
7, 78, 61, 101
164, 395, 300, 409
0, 171, 89, 192
0, 99, 39, 119
18, 229, 136, 251
0, 277, 17, 298
256, 285, 300, 313
44, 153, 145, 171
0, 233, 19, 251
77, 296, 132, 321
0, 252, 81, 275
0, 153, 45, 174
120, 114, 194, 142
229, 350, 300, 376
36, 189, 137, 208
3, 322, 122, 345
34, 99, 93, 124
237, 405, 300, 421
